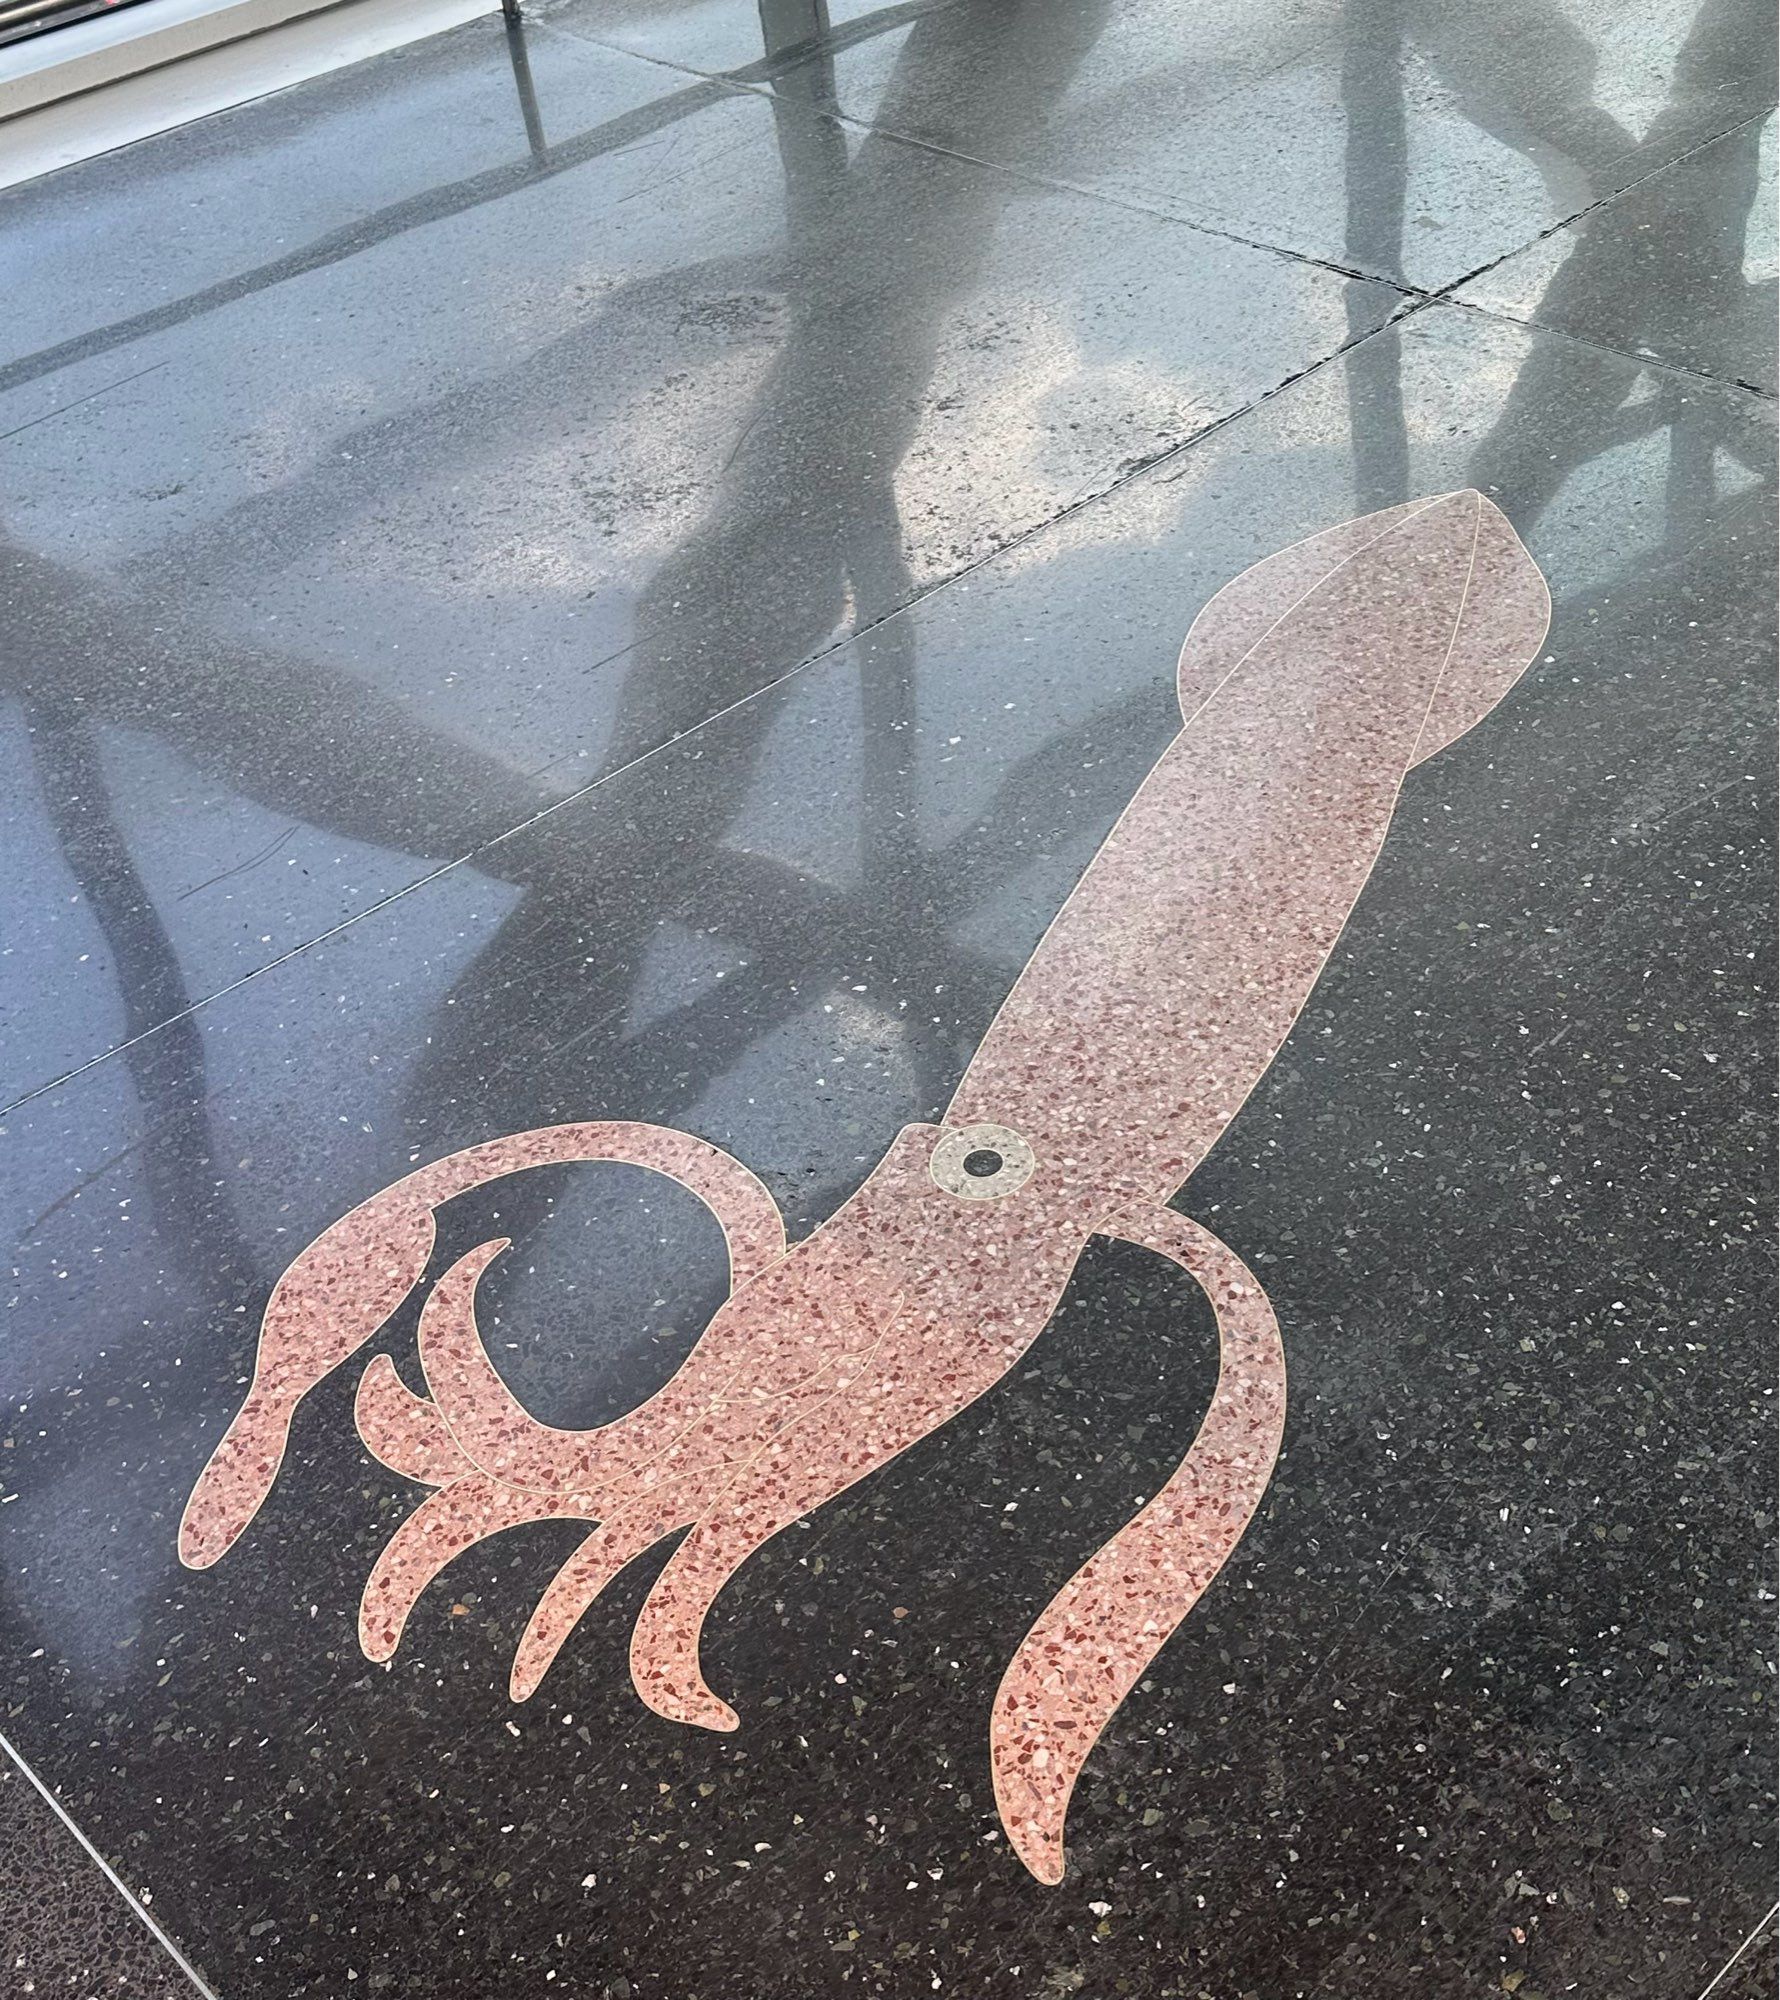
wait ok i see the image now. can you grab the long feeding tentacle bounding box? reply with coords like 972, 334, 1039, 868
178, 1200, 439, 1567
989, 1207, 1286, 1884
180, 1122, 787, 1567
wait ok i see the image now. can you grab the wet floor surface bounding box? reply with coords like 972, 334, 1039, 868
0, 1, 1775, 1995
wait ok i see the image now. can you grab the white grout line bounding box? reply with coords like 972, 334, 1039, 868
1698, 1901, 1780, 2000
0, 1729, 221, 1999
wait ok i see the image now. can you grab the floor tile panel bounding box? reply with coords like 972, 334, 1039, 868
0, 21, 1398, 1103
790, 0, 1777, 291
0, 17, 682, 373
532, 0, 965, 75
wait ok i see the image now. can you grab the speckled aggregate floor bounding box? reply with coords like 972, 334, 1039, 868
0, 1, 1775, 1995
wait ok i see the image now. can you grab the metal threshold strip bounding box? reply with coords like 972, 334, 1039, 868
0, 0, 494, 186
0, 0, 154, 49
0, 0, 938, 203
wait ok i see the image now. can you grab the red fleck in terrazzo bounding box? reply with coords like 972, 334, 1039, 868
180, 493, 1551, 1881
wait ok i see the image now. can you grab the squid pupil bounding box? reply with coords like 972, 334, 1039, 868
962, 1149, 1004, 1179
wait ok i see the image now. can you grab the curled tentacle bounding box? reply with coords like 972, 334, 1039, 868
989, 1206, 1286, 1885
412, 1235, 707, 1495
182, 1121, 788, 1569
408, 1237, 852, 1498
413, 1237, 559, 1485
355, 1353, 473, 1486
358, 1474, 599, 1664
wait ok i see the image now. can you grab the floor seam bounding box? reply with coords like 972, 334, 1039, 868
815, 106, 1426, 295
1415, 103, 1778, 308
3, 18, 1761, 397
537, 10, 1420, 295
0, 1731, 220, 2000
1698, 1901, 1779, 1999
1415, 292, 1779, 402
1439, 294, 1778, 402
816, 94, 1777, 306
560, 31, 1773, 311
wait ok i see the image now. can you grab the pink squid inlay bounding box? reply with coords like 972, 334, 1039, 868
180, 493, 1551, 1882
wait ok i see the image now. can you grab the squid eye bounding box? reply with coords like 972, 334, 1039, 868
929, 1124, 1036, 1200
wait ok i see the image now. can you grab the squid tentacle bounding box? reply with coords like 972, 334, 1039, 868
179, 1121, 788, 1569
626, 1340, 939, 1731
509, 1479, 709, 1703
362, 1346, 879, 1694
412, 1237, 582, 1490
412, 1232, 882, 1508
497, 1380, 880, 1709
357, 1473, 601, 1665
354, 1352, 474, 1487
179, 1200, 439, 1570
989, 1205, 1286, 1885
361, 1308, 890, 1693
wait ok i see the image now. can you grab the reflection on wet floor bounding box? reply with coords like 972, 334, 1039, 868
0, 0, 1775, 1994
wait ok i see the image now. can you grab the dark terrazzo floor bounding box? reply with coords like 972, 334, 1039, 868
0, 0, 1774, 1994
1, 1755, 207, 1997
